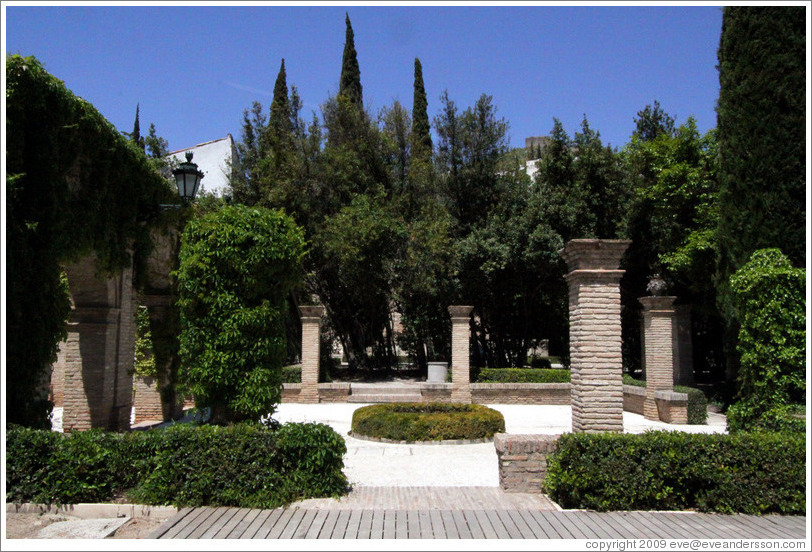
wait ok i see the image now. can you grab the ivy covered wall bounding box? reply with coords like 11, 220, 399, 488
6, 55, 177, 428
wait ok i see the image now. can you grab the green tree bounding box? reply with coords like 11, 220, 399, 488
410, 58, 432, 160
633, 100, 675, 142
230, 101, 267, 205
339, 13, 363, 108
176, 205, 306, 424
129, 103, 144, 152
725, 249, 806, 433
621, 116, 722, 379
716, 6, 806, 311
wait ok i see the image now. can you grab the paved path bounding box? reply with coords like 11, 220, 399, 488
151, 503, 806, 540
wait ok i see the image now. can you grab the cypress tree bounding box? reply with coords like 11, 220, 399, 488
716, 7, 806, 296
411, 58, 432, 158
269, 58, 291, 136
131, 103, 143, 152
339, 13, 363, 107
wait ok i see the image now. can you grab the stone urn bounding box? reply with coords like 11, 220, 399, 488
427, 362, 449, 383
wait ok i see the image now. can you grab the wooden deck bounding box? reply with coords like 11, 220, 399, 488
150, 506, 806, 539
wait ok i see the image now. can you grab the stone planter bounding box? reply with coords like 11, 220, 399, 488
427, 362, 449, 383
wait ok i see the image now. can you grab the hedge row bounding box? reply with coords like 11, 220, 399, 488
351, 403, 505, 442
281, 364, 332, 383
623, 374, 708, 425
475, 368, 571, 384
6, 422, 347, 508
545, 431, 805, 515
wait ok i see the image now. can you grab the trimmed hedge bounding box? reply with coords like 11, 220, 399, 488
623, 374, 708, 425
351, 403, 505, 442
545, 431, 805, 515
6, 422, 347, 508
476, 368, 571, 384
281, 364, 333, 383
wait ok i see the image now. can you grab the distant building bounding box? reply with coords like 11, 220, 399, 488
166, 134, 239, 197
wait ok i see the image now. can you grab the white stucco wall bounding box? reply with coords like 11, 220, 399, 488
167, 135, 238, 197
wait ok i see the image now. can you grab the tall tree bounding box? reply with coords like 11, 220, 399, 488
269, 58, 292, 137
715, 6, 806, 380
633, 100, 675, 142
411, 58, 432, 159
716, 6, 806, 281
339, 13, 363, 108
130, 103, 144, 152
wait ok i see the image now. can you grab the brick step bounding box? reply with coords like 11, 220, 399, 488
348, 394, 424, 403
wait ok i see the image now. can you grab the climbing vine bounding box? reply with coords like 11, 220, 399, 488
6, 55, 177, 428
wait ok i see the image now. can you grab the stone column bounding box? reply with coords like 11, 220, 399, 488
449, 305, 474, 403
299, 305, 325, 404
560, 239, 630, 433
673, 305, 694, 386
640, 296, 677, 421
60, 254, 135, 432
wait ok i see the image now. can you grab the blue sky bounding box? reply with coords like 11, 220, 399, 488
4, 3, 724, 153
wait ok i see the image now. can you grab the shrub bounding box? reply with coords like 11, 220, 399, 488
545, 431, 805, 515
351, 403, 505, 442
476, 368, 571, 383
280, 364, 333, 384
176, 205, 306, 423
281, 365, 302, 383
6, 422, 347, 509
726, 249, 805, 433
623, 374, 708, 425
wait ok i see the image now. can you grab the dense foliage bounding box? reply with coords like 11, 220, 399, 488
725, 249, 806, 433
176, 205, 306, 423
545, 431, 805, 514
351, 403, 505, 442
6, 55, 176, 428
716, 7, 806, 291
6, 422, 347, 508
475, 368, 571, 384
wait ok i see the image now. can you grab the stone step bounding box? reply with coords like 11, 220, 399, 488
348, 393, 424, 403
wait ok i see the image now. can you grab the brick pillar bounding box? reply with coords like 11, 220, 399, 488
61, 254, 135, 432
449, 305, 473, 403
673, 305, 694, 385
560, 239, 630, 433
299, 305, 325, 404
640, 296, 677, 421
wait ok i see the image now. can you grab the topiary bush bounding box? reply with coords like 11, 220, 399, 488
476, 368, 571, 383
545, 431, 805, 514
6, 422, 347, 508
350, 403, 505, 442
176, 205, 306, 424
726, 248, 805, 433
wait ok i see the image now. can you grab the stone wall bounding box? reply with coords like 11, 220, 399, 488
623, 384, 646, 414
494, 434, 560, 493
132, 376, 164, 424
471, 383, 571, 405
56, 254, 135, 432
655, 391, 689, 424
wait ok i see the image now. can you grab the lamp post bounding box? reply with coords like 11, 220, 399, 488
172, 151, 204, 203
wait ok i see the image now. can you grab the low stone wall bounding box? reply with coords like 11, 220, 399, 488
420, 383, 453, 402
623, 384, 646, 415
318, 383, 352, 403
494, 433, 560, 493
132, 376, 164, 424
655, 390, 688, 424
622, 384, 688, 424
282, 383, 351, 403
472, 383, 571, 405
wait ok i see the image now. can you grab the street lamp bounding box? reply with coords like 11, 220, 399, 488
172, 151, 204, 202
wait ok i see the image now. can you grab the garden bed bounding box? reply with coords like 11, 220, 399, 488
350, 403, 505, 443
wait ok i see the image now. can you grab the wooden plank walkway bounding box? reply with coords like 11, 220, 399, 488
151, 507, 806, 539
